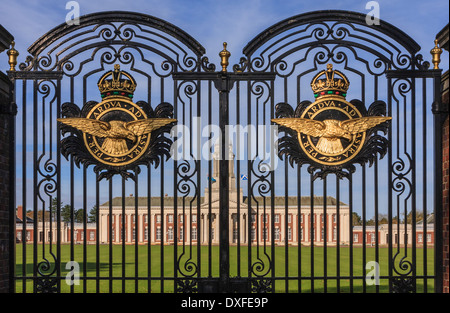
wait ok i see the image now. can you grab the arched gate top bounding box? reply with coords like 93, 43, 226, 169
27, 10, 206, 57
243, 10, 421, 57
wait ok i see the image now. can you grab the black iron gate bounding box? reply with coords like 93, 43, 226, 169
7, 10, 445, 293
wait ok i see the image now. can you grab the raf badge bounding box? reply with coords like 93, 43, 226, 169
58, 64, 176, 180
272, 64, 391, 179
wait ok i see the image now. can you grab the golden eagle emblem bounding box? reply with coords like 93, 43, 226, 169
57, 118, 174, 156
271, 116, 391, 155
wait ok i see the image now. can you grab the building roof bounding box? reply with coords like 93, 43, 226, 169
100, 195, 345, 207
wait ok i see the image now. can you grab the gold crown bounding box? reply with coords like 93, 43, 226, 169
311, 64, 350, 99
98, 64, 137, 99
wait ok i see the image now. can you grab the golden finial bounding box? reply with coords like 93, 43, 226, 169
219, 42, 231, 72
7, 41, 19, 71
430, 39, 443, 70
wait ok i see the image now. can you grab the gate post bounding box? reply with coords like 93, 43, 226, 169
0, 25, 14, 293
436, 24, 449, 293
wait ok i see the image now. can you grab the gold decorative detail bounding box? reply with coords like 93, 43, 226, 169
58, 66, 176, 167
310, 63, 350, 98
97, 64, 137, 99
7, 41, 19, 71
58, 116, 174, 156
219, 42, 231, 72
272, 64, 391, 166
430, 39, 443, 70
272, 116, 391, 155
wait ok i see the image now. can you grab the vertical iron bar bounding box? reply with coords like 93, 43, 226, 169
432, 73, 443, 293
22, 79, 27, 292
135, 170, 139, 293
310, 174, 314, 293
323, 176, 327, 293
122, 177, 126, 293
218, 74, 230, 292
362, 165, 366, 293
297, 166, 302, 293
9, 77, 17, 293
108, 178, 113, 293
95, 173, 99, 292
336, 176, 340, 293
349, 173, 353, 292
387, 76, 393, 292
422, 77, 428, 292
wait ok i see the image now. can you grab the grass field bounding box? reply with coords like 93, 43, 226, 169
14, 244, 435, 293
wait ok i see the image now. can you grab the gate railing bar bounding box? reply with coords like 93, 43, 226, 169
161, 154, 165, 293
236, 81, 241, 279
148, 164, 152, 292
21, 79, 27, 293
310, 173, 314, 292
83, 164, 87, 293
207, 79, 212, 279
323, 176, 328, 293
135, 168, 139, 293
121, 176, 126, 292
411, 76, 417, 293
336, 175, 341, 292
297, 166, 302, 293
362, 165, 366, 293
349, 173, 354, 292
32, 78, 37, 293
108, 177, 113, 292
387, 75, 393, 292
95, 172, 99, 292
422, 76, 428, 293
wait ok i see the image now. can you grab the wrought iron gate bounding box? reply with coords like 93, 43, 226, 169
7, 10, 445, 293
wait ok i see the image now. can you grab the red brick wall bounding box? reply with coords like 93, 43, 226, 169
443, 115, 449, 293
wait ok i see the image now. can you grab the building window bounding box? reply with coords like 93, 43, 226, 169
418, 234, 423, 243
192, 215, 197, 223
144, 215, 148, 223
251, 214, 256, 223
168, 228, 173, 241
211, 228, 215, 240
321, 228, 324, 240
132, 228, 136, 241
168, 214, 173, 223
90, 231, 95, 241
300, 214, 303, 223
288, 214, 292, 223
353, 234, 358, 242
275, 228, 280, 240
300, 227, 303, 241
17, 231, 22, 241
274, 215, 279, 223
333, 227, 337, 241
179, 214, 183, 223
288, 227, 292, 241
427, 233, 431, 243
251, 228, 256, 241
192, 228, 197, 240
179, 227, 184, 241
156, 227, 161, 240
26, 231, 31, 241
233, 228, 238, 242
333, 214, 336, 223
144, 227, 148, 241
156, 215, 161, 223
263, 227, 268, 241
370, 233, 375, 243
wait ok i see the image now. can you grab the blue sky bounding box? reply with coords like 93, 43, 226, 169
0, 0, 448, 71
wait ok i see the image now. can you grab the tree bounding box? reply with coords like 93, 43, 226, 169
88, 205, 97, 223
352, 212, 362, 226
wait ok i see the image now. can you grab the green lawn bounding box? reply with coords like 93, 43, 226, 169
14, 244, 435, 293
